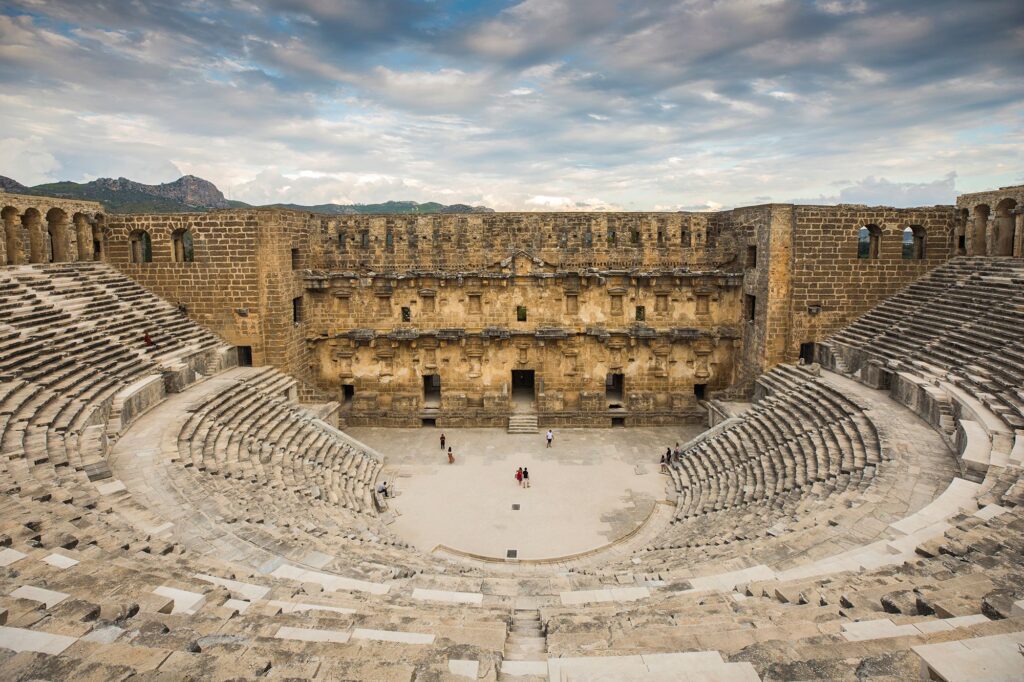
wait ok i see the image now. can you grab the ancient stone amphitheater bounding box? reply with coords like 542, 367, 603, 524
0, 185, 1022, 680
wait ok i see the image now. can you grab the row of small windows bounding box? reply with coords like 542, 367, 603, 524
857, 225, 926, 260
129, 229, 194, 263
344, 294, 699, 323
336, 228, 699, 250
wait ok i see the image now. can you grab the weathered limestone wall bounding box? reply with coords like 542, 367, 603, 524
103, 210, 319, 395
90, 199, 965, 424
784, 205, 956, 360
304, 262, 743, 426
307, 212, 740, 272
956, 185, 1023, 257
0, 191, 106, 265
736, 205, 794, 390
295, 212, 750, 425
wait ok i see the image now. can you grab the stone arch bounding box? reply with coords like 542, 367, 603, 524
972, 204, 989, 255
129, 229, 153, 263
2, 205, 21, 265
171, 228, 195, 262
902, 225, 926, 260
857, 224, 881, 259
46, 207, 68, 263
993, 198, 1017, 256
23, 208, 44, 263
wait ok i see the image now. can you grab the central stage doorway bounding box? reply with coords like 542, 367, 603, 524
511, 369, 535, 412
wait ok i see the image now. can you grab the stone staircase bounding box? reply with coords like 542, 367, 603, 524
498, 609, 547, 680
507, 414, 539, 434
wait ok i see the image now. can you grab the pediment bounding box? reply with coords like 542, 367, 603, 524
491, 249, 556, 275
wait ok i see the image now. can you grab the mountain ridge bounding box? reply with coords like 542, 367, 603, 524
0, 174, 493, 215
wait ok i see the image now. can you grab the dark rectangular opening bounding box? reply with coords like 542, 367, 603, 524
422, 374, 441, 408
292, 296, 303, 324
693, 383, 707, 400
799, 342, 816, 365
511, 369, 535, 409
635, 305, 645, 321
506, 549, 518, 559
745, 294, 756, 323
746, 244, 757, 268
957, 234, 966, 254
342, 384, 355, 404
236, 346, 253, 367
606, 372, 624, 407
611, 417, 625, 428
421, 418, 436, 427
516, 305, 527, 322
93, 239, 102, 261
290, 248, 300, 270
401, 306, 411, 322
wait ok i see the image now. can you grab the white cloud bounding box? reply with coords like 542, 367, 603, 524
0, 136, 61, 185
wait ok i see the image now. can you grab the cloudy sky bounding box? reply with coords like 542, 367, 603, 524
1, 0, 1022, 210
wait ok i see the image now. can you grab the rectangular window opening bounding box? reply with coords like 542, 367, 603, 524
342, 384, 355, 403
292, 296, 303, 324
290, 248, 300, 270
516, 305, 527, 322
635, 305, 646, 321
401, 306, 411, 322
746, 245, 757, 268
745, 294, 756, 323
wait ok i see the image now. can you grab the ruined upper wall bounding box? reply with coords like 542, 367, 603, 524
0, 190, 105, 218
955, 185, 1022, 257
303, 212, 746, 274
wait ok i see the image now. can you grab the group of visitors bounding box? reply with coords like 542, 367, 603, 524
440, 433, 454, 463
660, 441, 684, 473
514, 466, 531, 487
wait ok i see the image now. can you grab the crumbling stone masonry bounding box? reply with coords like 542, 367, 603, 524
49, 197, 964, 427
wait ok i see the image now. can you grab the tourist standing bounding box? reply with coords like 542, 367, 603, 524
545, 429, 554, 448
522, 467, 530, 487
447, 446, 454, 464
440, 433, 446, 450
516, 467, 523, 487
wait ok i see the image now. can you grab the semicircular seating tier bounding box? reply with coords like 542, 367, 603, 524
1, 259, 1023, 681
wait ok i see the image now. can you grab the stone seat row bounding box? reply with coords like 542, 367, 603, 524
544, 505, 1024, 680
0, 495, 509, 681
175, 367, 382, 516
828, 257, 1024, 431
669, 364, 882, 526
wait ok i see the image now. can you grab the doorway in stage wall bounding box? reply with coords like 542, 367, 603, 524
511, 370, 535, 412
423, 374, 441, 408
605, 373, 624, 408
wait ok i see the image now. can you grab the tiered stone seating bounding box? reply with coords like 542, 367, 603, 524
541, 504, 1024, 681
177, 367, 381, 515
662, 364, 884, 544
3, 258, 1024, 680
828, 257, 1024, 432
